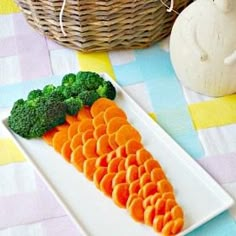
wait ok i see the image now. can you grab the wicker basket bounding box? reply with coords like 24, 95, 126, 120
15, 0, 192, 52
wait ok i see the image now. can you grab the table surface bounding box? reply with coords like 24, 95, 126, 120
0, 1, 236, 236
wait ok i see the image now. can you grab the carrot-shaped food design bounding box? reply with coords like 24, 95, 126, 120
43, 97, 184, 235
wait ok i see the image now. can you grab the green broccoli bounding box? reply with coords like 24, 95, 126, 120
41, 95, 67, 129
75, 71, 104, 90
8, 71, 117, 139
61, 73, 76, 87
42, 84, 56, 97
10, 98, 25, 114
8, 95, 66, 139
96, 80, 116, 100
8, 100, 37, 138
27, 89, 42, 100
56, 85, 75, 100
64, 97, 83, 115
48, 89, 65, 102
78, 90, 100, 106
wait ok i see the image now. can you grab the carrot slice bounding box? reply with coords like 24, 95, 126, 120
124, 154, 138, 169
90, 98, 117, 118
165, 199, 177, 212
162, 220, 174, 235
162, 192, 175, 200
106, 150, 116, 163
42, 128, 58, 146
93, 124, 106, 140
100, 173, 116, 197
136, 148, 152, 165
129, 179, 140, 194
115, 124, 141, 146
157, 179, 173, 193
116, 145, 127, 157
106, 117, 128, 135
84, 158, 97, 181
118, 159, 126, 171
171, 205, 184, 219
138, 165, 146, 177
83, 138, 98, 158
150, 168, 166, 183
142, 182, 158, 198
56, 123, 69, 131
77, 106, 92, 120
128, 197, 144, 223
93, 167, 107, 189
126, 165, 139, 184
78, 118, 94, 133
52, 130, 68, 153
92, 111, 105, 128
144, 205, 155, 226
108, 133, 119, 150
108, 157, 124, 173
96, 154, 108, 167
104, 106, 127, 124
97, 134, 112, 156
155, 198, 166, 215
144, 159, 161, 174
61, 140, 72, 162
163, 211, 172, 225
82, 129, 94, 144
172, 218, 184, 234
68, 122, 80, 140
150, 192, 162, 205
70, 132, 83, 151
112, 183, 129, 208
125, 139, 143, 155
65, 114, 78, 124
143, 195, 152, 209
138, 188, 144, 198
126, 193, 139, 208
153, 215, 164, 233
112, 170, 126, 188
71, 146, 86, 172
140, 173, 151, 187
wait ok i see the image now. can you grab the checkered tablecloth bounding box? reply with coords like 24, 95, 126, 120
0, 1, 236, 235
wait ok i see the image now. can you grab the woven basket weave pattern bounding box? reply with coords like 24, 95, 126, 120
15, 0, 192, 52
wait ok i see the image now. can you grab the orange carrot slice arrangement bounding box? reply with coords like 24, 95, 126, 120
42, 97, 184, 235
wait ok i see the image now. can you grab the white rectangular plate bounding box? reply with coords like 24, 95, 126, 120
1, 73, 234, 236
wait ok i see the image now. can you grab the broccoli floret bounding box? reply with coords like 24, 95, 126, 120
42, 84, 56, 97
56, 85, 75, 99
61, 73, 76, 87
78, 90, 100, 106
75, 71, 104, 90
8, 100, 37, 138
64, 97, 83, 115
48, 89, 65, 102
70, 83, 84, 96
40, 95, 67, 129
10, 99, 25, 114
8, 95, 66, 139
27, 89, 42, 100
96, 80, 116, 100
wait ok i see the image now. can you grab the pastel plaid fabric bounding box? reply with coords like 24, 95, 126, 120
0, 1, 236, 235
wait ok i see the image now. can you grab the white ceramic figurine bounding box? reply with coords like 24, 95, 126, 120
169, 0, 236, 96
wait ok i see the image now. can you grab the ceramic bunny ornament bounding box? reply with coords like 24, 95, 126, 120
169, 0, 236, 96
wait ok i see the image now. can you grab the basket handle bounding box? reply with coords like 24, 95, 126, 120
161, 0, 178, 14
167, 0, 174, 12
59, 0, 67, 36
